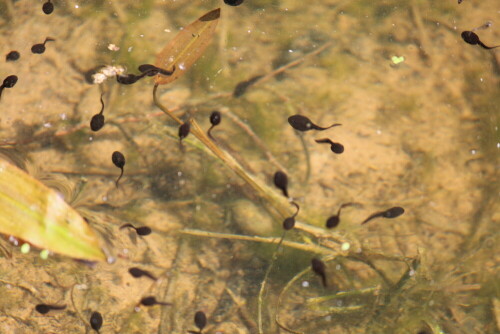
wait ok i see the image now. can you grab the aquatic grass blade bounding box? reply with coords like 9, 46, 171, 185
154, 8, 220, 85
0, 159, 105, 261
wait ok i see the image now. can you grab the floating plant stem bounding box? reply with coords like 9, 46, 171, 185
180, 229, 332, 255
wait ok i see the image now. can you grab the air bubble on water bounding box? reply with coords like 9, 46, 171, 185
128, 47, 133, 52
89, 136, 93, 141
43, 122, 52, 128
301, 281, 309, 288
60, 113, 67, 120
102, 196, 107, 202
470, 149, 477, 155
179, 63, 186, 71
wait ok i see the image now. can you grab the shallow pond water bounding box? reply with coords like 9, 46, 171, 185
0, 0, 499, 333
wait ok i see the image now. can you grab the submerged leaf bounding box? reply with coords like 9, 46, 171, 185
0, 159, 105, 261
154, 8, 220, 85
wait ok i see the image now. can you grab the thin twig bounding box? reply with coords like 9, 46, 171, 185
180, 229, 332, 255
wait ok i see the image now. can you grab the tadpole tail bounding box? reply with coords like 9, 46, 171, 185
312, 123, 342, 131
115, 168, 124, 188
290, 201, 300, 218
315, 138, 333, 145
99, 93, 105, 115
119, 224, 134, 230
0, 86, 4, 101
480, 41, 500, 49
207, 125, 215, 140
321, 273, 328, 288
361, 211, 384, 225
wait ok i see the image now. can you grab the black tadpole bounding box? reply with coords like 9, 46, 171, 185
273, 171, 289, 198
461, 31, 500, 50
288, 114, 342, 132
0, 75, 18, 101
311, 257, 328, 288
6, 50, 20, 61
90, 311, 103, 332
232, 75, 263, 97
140, 296, 171, 307
42, 0, 54, 14
326, 203, 356, 229
111, 151, 125, 187
35, 303, 66, 314
118, 65, 175, 85
315, 138, 344, 154
193, 311, 207, 333
128, 267, 157, 280
120, 224, 152, 236
179, 121, 191, 141
90, 93, 105, 131
224, 0, 245, 6
361, 206, 405, 225
207, 111, 221, 139
282, 201, 300, 230
31, 37, 55, 54
138, 64, 175, 77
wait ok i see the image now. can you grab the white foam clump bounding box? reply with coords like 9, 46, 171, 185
93, 65, 126, 84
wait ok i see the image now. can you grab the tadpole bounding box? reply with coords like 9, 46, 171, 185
207, 111, 221, 139
90, 311, 103, 332
138, 64, 175, 76
361, 206, 405, 225
283, 201, 300, 230
311, 257, 327, 288
140, 296, 171, 307
273, 171, 289, 198
6, 50, 20, 61
224, 0, 245, 7
315, 138, 344, 154
42, 0, 54, 14
118, 65, 175, 85
128, 267, 157, 280
120, 224, 152, 236
90, 93, 105, 132
179, 121, 191, 141
461, 31, 500, 49
111, 151, 125, 187
0, 75, 18, 101
326, 203, 356, 229
35, 303, 66, 314
232, 75, 263, 97
190, 311, 207, 334
288, 114, 341, 132
31, 37, 55, 54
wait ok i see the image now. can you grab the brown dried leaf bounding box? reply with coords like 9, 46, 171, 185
154, 8, 220, 85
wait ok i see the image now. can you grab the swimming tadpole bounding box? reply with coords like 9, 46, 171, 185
120, 224, 152, 236
315, 138, 344, 154
90, 93, 105, 132
128, 267, 157, 280
224, 0, 245, 7
111, 151, 125, 187
311, 257, 328, 288
273, 171, 289, 198
282, 201, 300, 230
5, 50, 20, 62
288, 114, 342, 132
31, 37, 55, 54
138, 64, 175, 77
140, 296, 171, 307
461, 31, 500, 50
207, 110, 221, 139
187, 310, 207, 334
0, 75, 18, 101
325, 203, 357, 229
35, 303, 66, 314
90, 311, 103, 332
361, 206, 405, 225
42, 0, 54, 15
